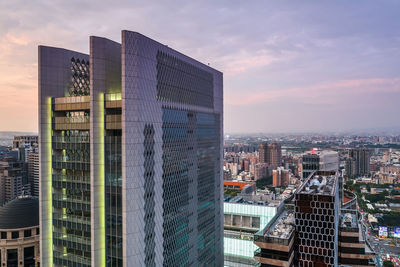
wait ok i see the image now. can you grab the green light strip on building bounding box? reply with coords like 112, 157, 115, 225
98, 92, 106, 267
47, 96, 53, 266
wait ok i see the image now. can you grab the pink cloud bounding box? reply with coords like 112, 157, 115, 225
226, 78, 400, 106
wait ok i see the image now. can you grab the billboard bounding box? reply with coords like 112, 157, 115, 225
394, 227, 400, 238
379, 226, 388, 238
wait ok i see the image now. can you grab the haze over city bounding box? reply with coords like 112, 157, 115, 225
2, 1, 400, 266
1, 0, 400, 133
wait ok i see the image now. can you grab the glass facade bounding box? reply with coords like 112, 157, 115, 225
223, 203, 277, 265
51, 89, 123, 267
196, 112, 219, 265
105, 96, 122, 267
160, 108, 220, 266
156, 51, 214, 108
143, 124, 156, 266
41, 32, 223, 267
161, 108, 191, 266
155, 48, 222, 266
52, 57, 92, 267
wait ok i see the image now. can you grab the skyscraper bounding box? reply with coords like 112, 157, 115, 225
39, 31, 223, 267
28, 150, 39, 197
258, 143, 281, 168
253, 171, 376, 266
0, 157, 27, 205
345, 148, 370, 178
295, 171, 339, 266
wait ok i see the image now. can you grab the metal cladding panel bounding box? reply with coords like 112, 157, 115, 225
38, 46, 89, 267
122, 31, 223, 267
90, 36, 122, 267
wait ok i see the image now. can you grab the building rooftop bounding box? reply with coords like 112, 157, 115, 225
340, 212, 358, 229
303, 149, 338, 157
0, 196, 39, 229
297, 171, 338, 196
224, 195, 280, 207
264, 209, 295, 239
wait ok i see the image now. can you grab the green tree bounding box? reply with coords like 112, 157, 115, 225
256, 176, 272, 189
383, 260, 394, 267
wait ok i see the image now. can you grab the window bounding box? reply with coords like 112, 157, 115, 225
11, 231, 19, 239
251, 217, 260, 228
1, 232, 7, 239
24, 230, 31, 238
7, 249, 18, 267
23, 246, 35, 266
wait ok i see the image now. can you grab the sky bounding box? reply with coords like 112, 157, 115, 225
0, 0, 400, 133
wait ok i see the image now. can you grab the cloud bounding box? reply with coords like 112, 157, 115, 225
226, 78, 400, 106
0, 0, 400, 132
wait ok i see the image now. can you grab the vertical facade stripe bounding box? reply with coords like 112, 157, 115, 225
98, 92, 106, 267
46, 96, 53, 266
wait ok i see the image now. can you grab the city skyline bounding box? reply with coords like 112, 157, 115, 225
1, 1, 400, 133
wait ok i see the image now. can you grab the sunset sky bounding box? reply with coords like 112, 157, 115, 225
1, 0, 399, 133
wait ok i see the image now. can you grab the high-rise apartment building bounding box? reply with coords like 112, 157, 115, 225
39, 31, 223, 267
272, 167, 290, 187
254, 163, 270, 180
345, 148, 370, 178
258, 143, 281, 168
0, 157, 27, 205
302, 150, 338, 179
28, 151, 39, 197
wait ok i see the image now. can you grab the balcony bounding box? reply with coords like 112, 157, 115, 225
52, 194, 90, 211
52, 157, 90, 171
54, 96, 90, 111
53, 213, 91, 232
106, 114, 121, 130
54, 116, 90, 130
52, 174, 90, 190
53, 194, 90, 204
53, 251, 91, 267
52, 136, 89, 150
105, 93, 122, 109
52, 174, 90, 184
53, 232, 91, 252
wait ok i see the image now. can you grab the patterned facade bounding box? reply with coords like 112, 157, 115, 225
295, 171, 339, 267
39, 31, 223, 267
254, 172, 376, 267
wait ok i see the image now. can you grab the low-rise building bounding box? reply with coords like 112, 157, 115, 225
254, 206, 295, 267
224, 181, 256, 191
273, 167, 290, 187
338, 210, 375, 266
370, 187, 388, 194
12, 136, 38, 150
224, 195, 282, 266
0, 196, 40, 267
255, 163, 271, 180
